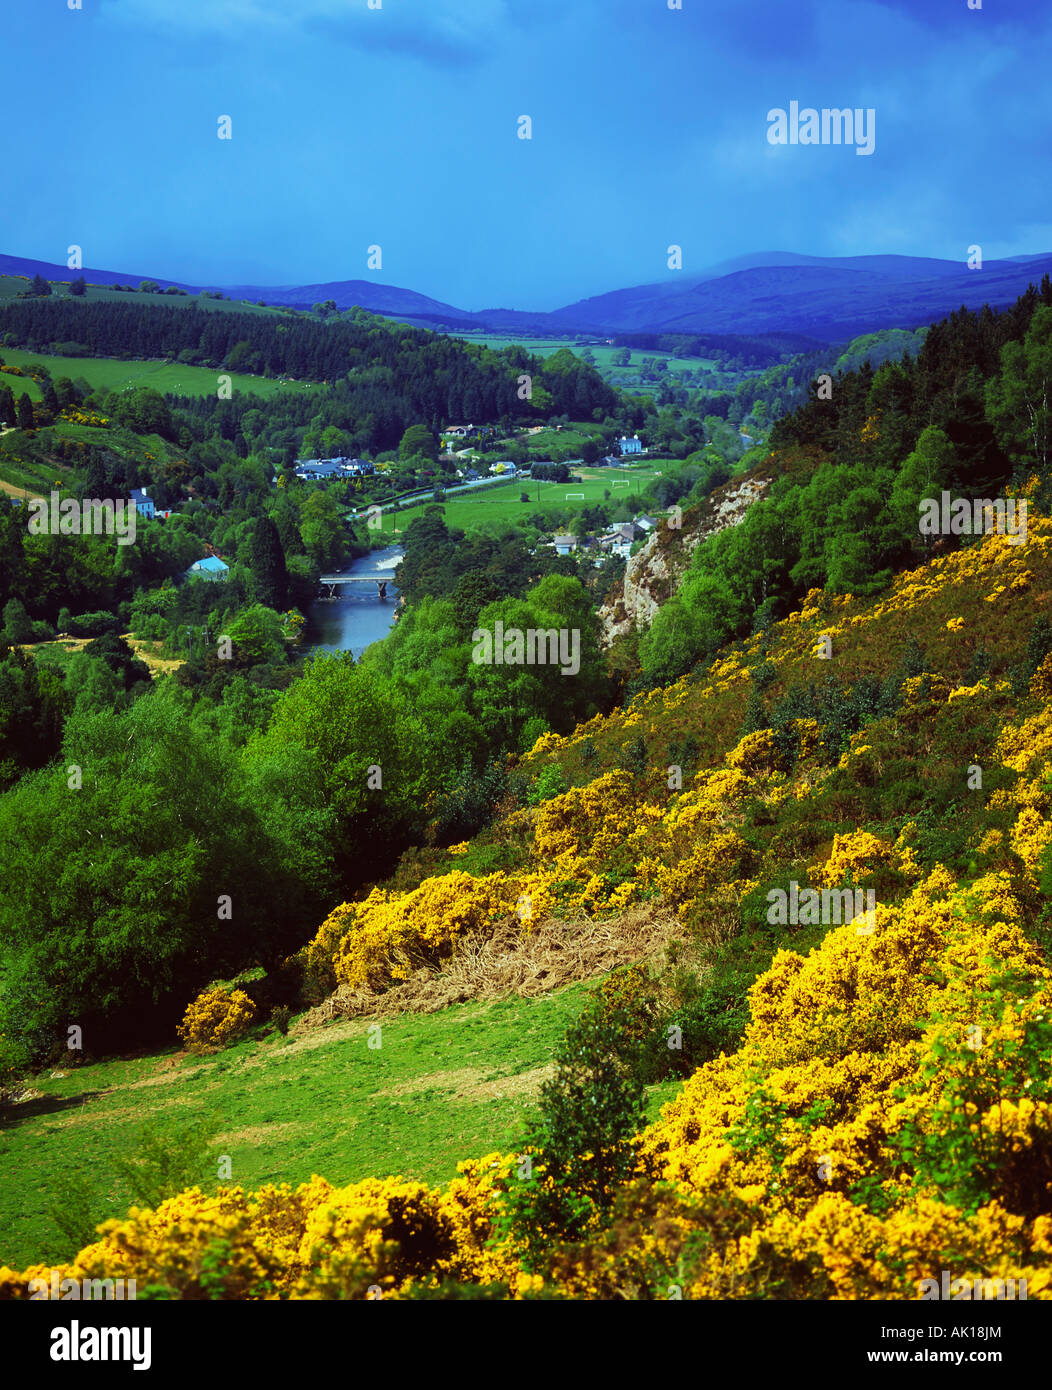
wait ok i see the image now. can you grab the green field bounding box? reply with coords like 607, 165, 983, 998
448, 330, 717, 385
0, 345, 320, 401
0, 981, 681, 1268
370, 464, 664, 534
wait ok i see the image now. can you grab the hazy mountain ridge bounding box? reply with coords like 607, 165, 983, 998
4, 249, 1052, 343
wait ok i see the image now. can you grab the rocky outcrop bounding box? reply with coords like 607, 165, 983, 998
599, 469, 772, 645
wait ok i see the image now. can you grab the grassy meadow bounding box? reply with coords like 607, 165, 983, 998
0, 345, 319, 401
0, 982, 680, 1268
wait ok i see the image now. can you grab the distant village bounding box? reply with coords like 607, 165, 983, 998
94, 423, 668, 585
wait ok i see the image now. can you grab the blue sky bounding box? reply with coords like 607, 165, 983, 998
2, 0, 1050, 309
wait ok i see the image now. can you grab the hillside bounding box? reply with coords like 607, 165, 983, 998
4, 500, 1052, 1298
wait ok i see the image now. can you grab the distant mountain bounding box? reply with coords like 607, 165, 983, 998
3, 249, 1051, 344
220, 279, 473, 323
541, 254, 1052, 340
0, 254, 473, 326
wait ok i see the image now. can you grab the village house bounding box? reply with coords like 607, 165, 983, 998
618, 434, 643, 456
294, 457, 374, 481
184, 555, 229, 582
129, 487, 154, 519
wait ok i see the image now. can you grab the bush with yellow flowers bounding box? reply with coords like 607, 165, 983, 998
331, 871, 518, 990
176, 988, 256, 1053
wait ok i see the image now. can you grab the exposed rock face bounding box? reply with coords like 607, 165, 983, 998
599, 469, 772, 646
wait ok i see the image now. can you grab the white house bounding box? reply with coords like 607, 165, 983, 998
294, 457, 374, 481
618, 434, 643, 456
129, 487, 154, 519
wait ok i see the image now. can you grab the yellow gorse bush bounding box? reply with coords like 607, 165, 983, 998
177, 988, 256, 1052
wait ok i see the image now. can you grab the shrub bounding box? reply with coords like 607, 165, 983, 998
44, 1171, 103, 1259
622, 735, 648, 778
587, 963, 659, 1046
177, 988, 256, 1052
498, 1010, 647, 1270
68, 610, 120, 638
526, 764, 569, 806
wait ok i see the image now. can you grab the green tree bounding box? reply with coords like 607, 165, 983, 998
16, 394, 34, 430
248, 653, 431, 877
987, 303, 1052, 478
501, 1009, 646, 1269
226, 604, 287, 667
250, 516, 289, 610
399, 423, 439, 463
2, 598, 34, 643
69, 276, 87, 297
299, 490, 348, 570
889, 426, 957, 552
0, 689, 334, 1059
107, 385, 172, 438
0, 644, 68, 789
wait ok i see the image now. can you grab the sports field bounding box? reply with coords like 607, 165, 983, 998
369, 463, 662, 534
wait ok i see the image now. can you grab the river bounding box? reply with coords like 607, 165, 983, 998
302, 545, 403, 658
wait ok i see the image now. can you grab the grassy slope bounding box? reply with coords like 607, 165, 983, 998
0, 981, 680, 1268
0, 346, 319, 401
0, 421, 182, 497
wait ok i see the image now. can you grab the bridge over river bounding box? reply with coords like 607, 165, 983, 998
317, 573, 397, 599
